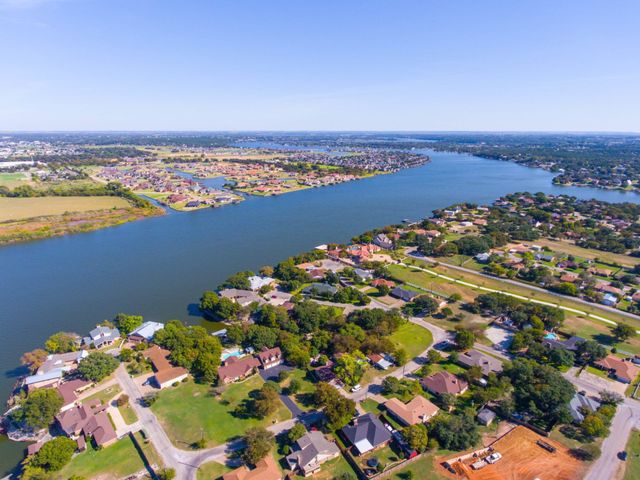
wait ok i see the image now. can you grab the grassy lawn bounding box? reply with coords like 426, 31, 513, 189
389, 451, 450, 480
311, 454, 357, 480
197, 460, 232, 480
534, 238, 640, 268
586, 365, 611, 380
84, 384, 122, 405
389, 321, 434, 359
361, 398, 383, 415
54, 436, 147, 480
624, 429, 640, 480
0, 196, 130, 222
280, 368, 316, 409
151, 377, 291, 447
402, 259, 640, 329
118, 399, 138, 425
357, 444, 404, 472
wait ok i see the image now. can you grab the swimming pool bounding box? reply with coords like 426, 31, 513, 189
221, 348, 243, 361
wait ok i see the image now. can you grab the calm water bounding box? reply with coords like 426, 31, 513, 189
0, 150, 638, 474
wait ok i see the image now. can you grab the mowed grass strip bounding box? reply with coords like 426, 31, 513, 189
0, 196, 130, 222
151, 377, 291, 447
624, 429, 640, 480
197, 460, 232, 480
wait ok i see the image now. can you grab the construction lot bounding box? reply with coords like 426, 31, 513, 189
440, 426, 586, 480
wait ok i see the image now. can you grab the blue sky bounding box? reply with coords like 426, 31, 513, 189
0, 0, 638, 132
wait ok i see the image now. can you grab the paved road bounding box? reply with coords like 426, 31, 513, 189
404, 253, 640, 329
346, 316, 451, 402
563, 368, 640, 480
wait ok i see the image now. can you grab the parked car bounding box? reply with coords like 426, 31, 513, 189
351, 384, 361, 393
619, 451, 628, 461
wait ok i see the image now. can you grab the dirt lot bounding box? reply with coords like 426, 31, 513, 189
441, 426, 586, 480
0, 196, 130, 221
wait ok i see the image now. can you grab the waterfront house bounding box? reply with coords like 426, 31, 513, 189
128, 321, 164, 344
421, 371, 468, 396
248, 275, 276, 291
56, 399, 117, 448
219, 288, 265, 307
57, 379, 91, 412
341, 413, 392, 455
373, 233, 394, 249
569, 393, 601, 423
286, 430, 340, 476
595, 355, 640, 383
384, 396, 439, 426
143, 345, 189, 389
257, 347, 283, 370
218, 355, 261, 384
222, 456, 281, 480
354, 268, 374, 282
23, 369, 64, 391
83, 326, 120, 349
456, 349, 503, 376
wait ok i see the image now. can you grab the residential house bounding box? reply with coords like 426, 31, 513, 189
368, 353, 393, 370
143, 345, 189, 389
23, 370, 64, 391
313, 365, 337, 383
37, 350, 89, 376
218, 355, 261, 384
257, 347, 283, 370
219, 289, 265, 307
390, 287, 419, 302
476, 408, 496, 426
542, 335, 585, 352
456, 349, 503, 376
421, 371, 468, 396
353, 268, 374, 282
373, 233, 394, 250
222, 456, 281, 480
56, 399, 117, 448
384, 396, 439, 426
248, 275, 275, 291
560, 273, 580, 283
286, 431, 340, 476
264, 290, 293, 306
57, 379, 91, 412
569, 393, 601, 423
83, 326, 120, 349
128, 321, 164, 344
602, 293, 618, 307
341, 413, 392, 455
302, 283, 338, 296
475, 253, 491, 263
595, 355, 640, 383
371, 279, 396, 289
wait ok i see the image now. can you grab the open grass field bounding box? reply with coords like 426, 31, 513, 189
390, 452, 450, 480
442, 426, 586, 480
403, 259, 640, 329
197, 460, 232, 480
0, 172, 31, 189
0, 196, 130, 221
389, 321, 434, 359
534, 238, 640, 268
151, 377, 291, 447
54, 435, 148, 480
624, 429, 640, 480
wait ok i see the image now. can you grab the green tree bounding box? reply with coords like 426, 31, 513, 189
429, 413, 479, 450
581, 414, 608, 438
113, 313, 143, 335
395, 348, 409, 366
334, 352, 366, 386
313, 383, 356, 430
454, 328, 475, 351
403, 423, 429, 452
241, 427, 274, 465
12, 389, 63, 430
287, 423, 307, 444
612, 323, 636, 342
44, 332, 78, 354
77, 352, 119, 382
29, 437, 77, 471
253, 384, 281, 419
157, 468, 176, 480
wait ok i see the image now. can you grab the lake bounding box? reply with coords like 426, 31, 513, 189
0, 149, 638, 474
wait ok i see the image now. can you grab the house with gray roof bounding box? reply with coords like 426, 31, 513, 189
456, 349, 503, 376
569, 393, 601, 423
390, 287, 419, 302
341, 413, 392, 455
128, 321, 164, 344
286, 430, 340, 476
219, 288, 265, 307
83, 326, 120, 349
302, 283, 338, 297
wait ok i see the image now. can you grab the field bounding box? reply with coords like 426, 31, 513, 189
151, 377, 291, 447
389, 321, 434, 359
441, 426, 586, 480
624, 429, 640, 480
0, 172, 31, 189
53, 435, 149, 480
534, 238, 640, 268
197, 460, 232, 480
0, 196, 130, 221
